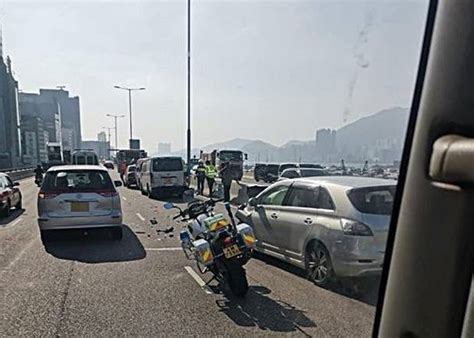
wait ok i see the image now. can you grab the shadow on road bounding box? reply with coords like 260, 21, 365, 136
216, 286, 316, 335
0, 209, 25, 227
42, 225, 146, 263
253, 252, 380, 306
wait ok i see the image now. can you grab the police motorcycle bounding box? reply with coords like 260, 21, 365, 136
164, 192, 256, 297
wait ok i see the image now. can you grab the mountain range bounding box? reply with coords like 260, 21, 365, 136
168, 107, 410, 165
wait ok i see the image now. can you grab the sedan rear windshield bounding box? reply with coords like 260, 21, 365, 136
152, 158, 183, 172
42, 170, 114, 191
347, 186, 396, 215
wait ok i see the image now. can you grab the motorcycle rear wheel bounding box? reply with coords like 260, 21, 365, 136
226, 262, 249, 298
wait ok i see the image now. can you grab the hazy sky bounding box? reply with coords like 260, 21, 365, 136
1, 0, 428, 152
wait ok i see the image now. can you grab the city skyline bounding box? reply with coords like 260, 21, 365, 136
1, 0, 428, 152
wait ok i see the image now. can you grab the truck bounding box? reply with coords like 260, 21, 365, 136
46, 142, 63, 168
200, 149, 247, 180
116, 149, 148, 178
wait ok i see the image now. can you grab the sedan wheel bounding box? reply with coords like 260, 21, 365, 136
306, 243, 334, 287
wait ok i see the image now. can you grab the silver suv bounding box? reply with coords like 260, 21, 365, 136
236, 176, 396, 287
37, 165, 123, 241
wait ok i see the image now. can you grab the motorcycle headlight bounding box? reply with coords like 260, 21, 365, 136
340, 219, 373, 236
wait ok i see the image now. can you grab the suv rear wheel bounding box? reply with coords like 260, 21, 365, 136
0, 200, 11, 218
305, 242, 334, 287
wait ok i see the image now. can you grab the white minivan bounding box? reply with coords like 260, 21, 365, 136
72, 151, 99, 165
140, 156, 187, 198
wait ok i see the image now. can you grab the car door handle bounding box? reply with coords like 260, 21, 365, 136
430, 134, 474, 185
270, 213, 278, 219
304, 218, 313, 225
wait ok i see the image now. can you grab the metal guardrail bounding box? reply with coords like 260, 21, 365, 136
0, 167, 35, 181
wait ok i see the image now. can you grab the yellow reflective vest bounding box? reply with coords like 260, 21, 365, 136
205, 164, 218, 179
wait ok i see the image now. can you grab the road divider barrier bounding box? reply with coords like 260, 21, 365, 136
1, 167, 35, 181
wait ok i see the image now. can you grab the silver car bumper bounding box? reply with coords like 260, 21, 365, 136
38, 212, 122, 230
330, 237, 385, 277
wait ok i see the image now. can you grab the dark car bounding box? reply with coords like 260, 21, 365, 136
0, 173, 22, 217
254, 163, 267, 182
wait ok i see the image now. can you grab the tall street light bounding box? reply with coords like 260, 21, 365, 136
114, 86, 146, 146
186, 0, 192, 166
106, 114, 125, 152
102, 126, 114, 159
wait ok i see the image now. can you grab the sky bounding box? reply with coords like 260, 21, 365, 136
0, 0, 428, 152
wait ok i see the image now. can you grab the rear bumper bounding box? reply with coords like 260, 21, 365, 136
152, 186, 187, 195
332, 259, 383, 277
38, 212, 122, 230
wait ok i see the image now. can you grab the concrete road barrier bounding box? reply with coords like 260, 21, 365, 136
1, 167, 35, 181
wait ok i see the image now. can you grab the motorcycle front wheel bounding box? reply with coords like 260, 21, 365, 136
225, 261, 249, 298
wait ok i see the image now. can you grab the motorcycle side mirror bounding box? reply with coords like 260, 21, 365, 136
182, 189, 195, 203
163, 202, 175, 210
248, 197, 258, 207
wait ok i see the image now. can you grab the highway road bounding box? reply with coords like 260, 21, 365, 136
0, 172, 380, 337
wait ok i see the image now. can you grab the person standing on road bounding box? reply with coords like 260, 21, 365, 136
219, 161, 234, 203
195, 160, 206, 195
205, 160, 217, 197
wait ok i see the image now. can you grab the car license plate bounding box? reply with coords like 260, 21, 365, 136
71, 202, 89, 212
223, 244, 241, 259
163, 178, 173, 185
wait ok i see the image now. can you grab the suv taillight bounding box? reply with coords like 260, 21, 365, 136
38, 191, 60, 199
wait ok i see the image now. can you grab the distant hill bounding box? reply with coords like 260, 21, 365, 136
170, 107, 409, 164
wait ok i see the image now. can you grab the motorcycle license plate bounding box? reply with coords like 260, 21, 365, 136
223, 244, 241, 259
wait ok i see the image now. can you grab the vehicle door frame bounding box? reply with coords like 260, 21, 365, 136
376, 1, 474, 336
251, 182, 293, 253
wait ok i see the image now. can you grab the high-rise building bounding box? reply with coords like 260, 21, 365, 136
19, 92, 61, 145
97, 131, 107, 142
158, 142, 171, 155
315, 128, 337, 163
20, 115, 48, 165
19, 88, 82, 151
0, 55, 21, 169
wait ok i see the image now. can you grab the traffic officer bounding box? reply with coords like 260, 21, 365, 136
195, 160, 206, 195
219, 161, 233, 203
205, 160, 217, 197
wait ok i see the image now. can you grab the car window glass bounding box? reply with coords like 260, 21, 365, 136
259, 185, 290, 206
5, 176, 14, 187
318, 187, 335, 210
348, 186, 396, 215
285, 186, 320, 208
42, 170, 113, 191
153, 158, 183, 171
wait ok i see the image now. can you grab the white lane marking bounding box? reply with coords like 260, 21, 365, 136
184, 266, 213, 294
0, 239, 35, 276
145, 247, 182, 251
136, 213, 145, 221
10, 217, 22, 227
122, 196, 127, 201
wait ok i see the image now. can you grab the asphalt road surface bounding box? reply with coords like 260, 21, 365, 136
0, 172, 380, 337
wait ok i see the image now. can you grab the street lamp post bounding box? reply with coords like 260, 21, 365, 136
102, 126, 114, 159
186, 0, 192, 166
114, 86, 145, 146
106, 114, 125, 152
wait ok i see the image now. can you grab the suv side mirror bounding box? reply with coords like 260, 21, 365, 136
114, 180, 123, 187
248, 197, 258, 207
13, 182, 20, 186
